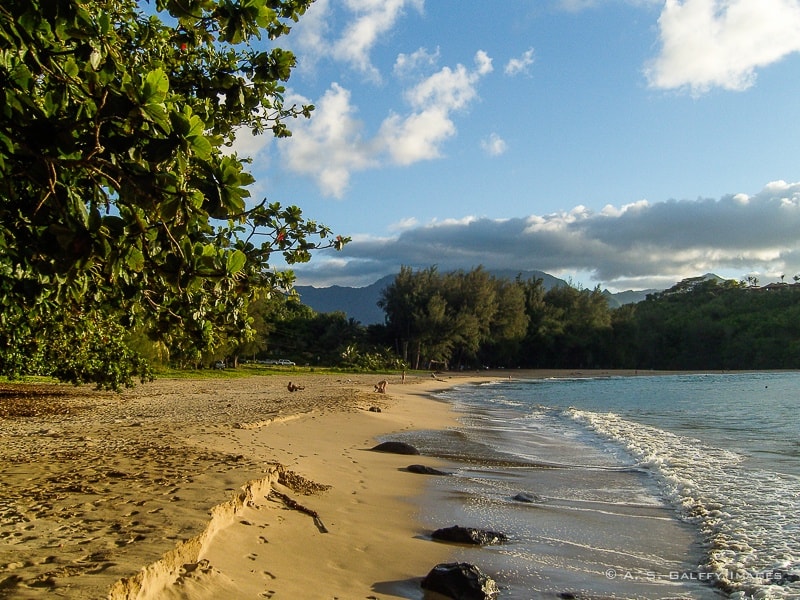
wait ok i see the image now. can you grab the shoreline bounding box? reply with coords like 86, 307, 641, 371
0, 369, 766, 598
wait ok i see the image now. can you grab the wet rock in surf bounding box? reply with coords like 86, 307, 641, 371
431, 525, 507, 546
370, 441, 419, 455
421, 562, 499, 600
512, 491, 543, 503
406, 464, 450, 476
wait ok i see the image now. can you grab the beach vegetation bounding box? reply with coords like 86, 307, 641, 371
0, 0, 348, 389
374, 266, 800, 371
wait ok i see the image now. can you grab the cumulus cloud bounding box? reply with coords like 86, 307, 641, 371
481, 133, 508, 156
296, 0, 424, 80
647, 0, 800, 93
504, 48, 535, 76
394, 47, 440, 77
292, 0, 332, 72
292, 181, 800, 289
278, 84, 377, 198
279, 52, 493, 196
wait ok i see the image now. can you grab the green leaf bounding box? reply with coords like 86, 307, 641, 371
126, 247, 145, 271
141, 69, 169, 104
226, 249, 247, 275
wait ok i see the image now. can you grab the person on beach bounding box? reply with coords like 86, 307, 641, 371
287, 382, 305, 392
374, 380, 388, 393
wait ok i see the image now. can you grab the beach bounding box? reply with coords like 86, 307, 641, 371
0, 371, 480, 599
2, 368, 718, 600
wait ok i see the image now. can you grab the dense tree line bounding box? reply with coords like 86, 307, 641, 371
71, 266, 800, 376
627, 278, 800, 370
372, 267, 800, 371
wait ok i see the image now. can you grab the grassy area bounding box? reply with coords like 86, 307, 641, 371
152, 363, 404, 380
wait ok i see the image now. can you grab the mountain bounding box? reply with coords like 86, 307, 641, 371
295, 275, 395, 325
602, 289, 659, 308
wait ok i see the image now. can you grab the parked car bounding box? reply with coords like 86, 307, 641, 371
276, 359, 296, 366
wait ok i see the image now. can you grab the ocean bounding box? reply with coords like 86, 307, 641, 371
400, 372, 800, 599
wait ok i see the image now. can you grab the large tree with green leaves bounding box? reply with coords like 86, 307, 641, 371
0, 0, 347, 388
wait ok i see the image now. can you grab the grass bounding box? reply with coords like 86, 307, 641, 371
153, 363, 405, 380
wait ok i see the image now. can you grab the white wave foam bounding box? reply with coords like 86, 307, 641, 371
569, 409, 800, 598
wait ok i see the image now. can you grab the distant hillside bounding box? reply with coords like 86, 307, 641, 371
602, 289, 659, 308
295, 275, 394, 325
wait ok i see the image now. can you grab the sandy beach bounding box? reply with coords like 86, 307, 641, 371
1, 371, 490, 599
2, 368, 697, 599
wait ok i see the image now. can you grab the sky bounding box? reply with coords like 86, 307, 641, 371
232, 0, 800, 292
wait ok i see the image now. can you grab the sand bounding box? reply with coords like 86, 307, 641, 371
0, 372, 481, 599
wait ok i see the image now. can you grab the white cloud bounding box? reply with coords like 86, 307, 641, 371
280, 51, 493, 195
647, 0, 800, 93
504, 48, 535, 76
292, 181, 800, 290
394, 47, 440, 77
380, 51, 493, 164
293, 0, 332, 72
330, 0, 424, 80
481, 133, 508, 156
378, 108, 456, 165
406, 51, 493, 110
229, 125, 273, 162
293, 0, 425, 80
390, 217, 419, 231
279, 84, 377, 198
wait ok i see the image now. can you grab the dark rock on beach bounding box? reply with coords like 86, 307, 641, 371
421, 562, 499, 600
370, 441, 420, 455
512, 491, 543, 503
406, 464, 451, 476
431, 525, 507, 546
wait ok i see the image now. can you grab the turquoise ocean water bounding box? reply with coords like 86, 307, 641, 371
402, 372, 800, 599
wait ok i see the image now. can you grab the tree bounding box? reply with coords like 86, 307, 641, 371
379, 266, 436, 367
0, 0, 347, 388
480, 277, 528, 367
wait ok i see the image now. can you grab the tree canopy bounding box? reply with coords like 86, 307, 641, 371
0, 0, 347, 388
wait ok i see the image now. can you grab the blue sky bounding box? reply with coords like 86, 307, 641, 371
232, 0, 800, 291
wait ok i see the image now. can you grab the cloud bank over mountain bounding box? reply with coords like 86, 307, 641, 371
292, 181, 800, 291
